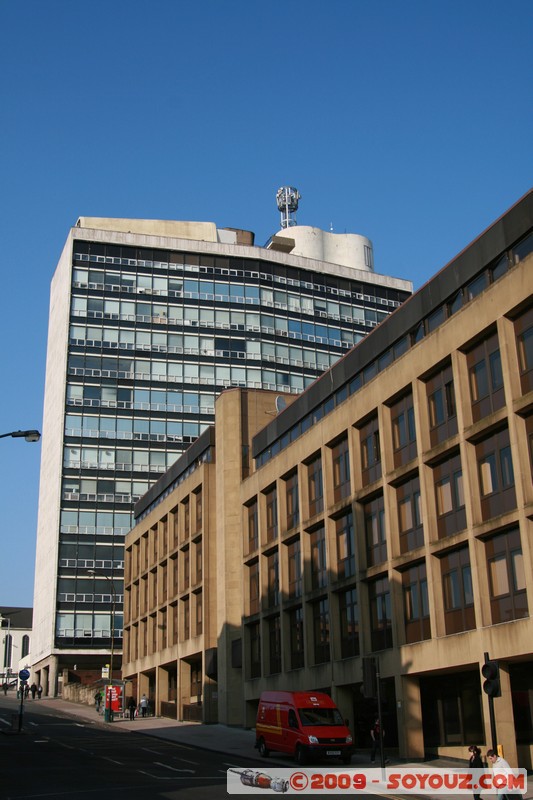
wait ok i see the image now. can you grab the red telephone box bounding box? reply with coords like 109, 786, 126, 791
105, 684, 123, 713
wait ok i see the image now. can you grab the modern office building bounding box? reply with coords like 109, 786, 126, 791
32, 194, 412, 694
122, 189, 533, 765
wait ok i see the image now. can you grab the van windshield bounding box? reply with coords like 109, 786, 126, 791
298, 708, 344, 726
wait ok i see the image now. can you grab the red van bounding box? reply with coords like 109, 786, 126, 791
255, 691, 353, 765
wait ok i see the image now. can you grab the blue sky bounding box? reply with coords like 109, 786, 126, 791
1, 0, 531, 607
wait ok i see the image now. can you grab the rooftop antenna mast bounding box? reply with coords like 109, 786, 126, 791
276, 186, 301, 229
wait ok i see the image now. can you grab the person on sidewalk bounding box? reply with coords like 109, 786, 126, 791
94, 690, 102, 713
128, 696, 137, 721
468, 745, 484, 800
30, 683, 37, 700
370, 717, 389, 764
487, 749, 511, 800
37, 685, 43, 699
140, 694, 149, 718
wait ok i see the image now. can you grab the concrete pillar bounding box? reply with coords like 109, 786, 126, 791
397, 674, 424, 760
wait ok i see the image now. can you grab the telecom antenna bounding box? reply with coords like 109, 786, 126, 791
276, 186, 301, 229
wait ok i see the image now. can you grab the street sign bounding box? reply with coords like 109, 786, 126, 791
19, 669, 30, 681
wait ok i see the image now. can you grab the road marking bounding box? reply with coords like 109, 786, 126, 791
138, 770, 221, 781
142, 747, 163, 754
0, 717, 10, 726
173, 756, 198, 765
103, 757, 123, 765
154, 762, 195, 773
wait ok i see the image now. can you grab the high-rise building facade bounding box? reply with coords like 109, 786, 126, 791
121, 189, 533, 765
32, 209, 412, 693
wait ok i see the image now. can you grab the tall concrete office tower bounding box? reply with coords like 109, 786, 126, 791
32, 196, 412, 692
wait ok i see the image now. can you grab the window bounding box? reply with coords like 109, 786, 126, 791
336, 511, 355, 579
266, 549, 280, 608
391, 393, 417, 467
514, 305, 533, 394
307, 454, 324, 517
194, 488, 202, 533
397, 475, 423, 553
285, 472, 299, 530
331, 437, 351, 502
310, 527, 327, 589
360, 416, 381, 485
403, 562, 430, 643
312, 598, 330, 664
339, 587, 359, 658
248, 622, 261, 678
287, 538, 302, 599
476, 427, 516, 519
486, 528, 528, 624
467, 333, 504, 422
195, 592, 202, 635
426, 364, 457, 446
441, 547, 475, 634
268, 616, 281, 674
248, 561, 260, 615
288, 606, 304, 669
182, 596, 190, 641
433, 453, 466, 538
368, 576, 392, 650
364, 494, 387, 566
246, 499, 258, 553
265, 486, 278, 543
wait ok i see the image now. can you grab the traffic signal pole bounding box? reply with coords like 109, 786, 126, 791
482, 652, 499, 751
375, 658, 385, 770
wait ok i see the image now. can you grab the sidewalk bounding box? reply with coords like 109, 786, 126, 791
36, 697, 533, 799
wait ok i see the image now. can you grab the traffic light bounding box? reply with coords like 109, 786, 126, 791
361, 656, 377, 699
482, 660, 501, 698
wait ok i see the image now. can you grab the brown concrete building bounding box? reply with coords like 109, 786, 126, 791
123, 190, 533, 765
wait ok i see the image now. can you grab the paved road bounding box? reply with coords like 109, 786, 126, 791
0, 696, 385, 799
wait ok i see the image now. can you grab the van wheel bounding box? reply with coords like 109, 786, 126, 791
295, 745, 307, 766
258, 738, 269, 758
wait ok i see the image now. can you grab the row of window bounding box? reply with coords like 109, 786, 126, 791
247, 419, 520, 566
70, 311, 360, 349
69, 324, 350, 366
71, 278, 392, 320
256, 236, 533, 466
73, 246, 404, 303
125, 591, 203, 660
244, 528, 527, 677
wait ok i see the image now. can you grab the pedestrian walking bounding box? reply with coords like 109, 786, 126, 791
128, 696, 136, 721
30, 683, 37, 700
37, 685, 43, 699
468, 745, 484, 800
487, 749, 511, 800
24, 683, 30, 698
370, 717, 389, 764
94, 690, 102, 712
2, 681, 8, 695
140, 694, 149, 718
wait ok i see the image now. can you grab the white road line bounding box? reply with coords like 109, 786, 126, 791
142, 747, 163, 754
173, 756, 198, 765
0, 717, 10, 726
102, 756, 123, 765
154, 761, 195, 773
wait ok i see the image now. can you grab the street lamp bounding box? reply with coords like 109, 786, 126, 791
0, 430, 41, 443
88, 569, 116, 722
